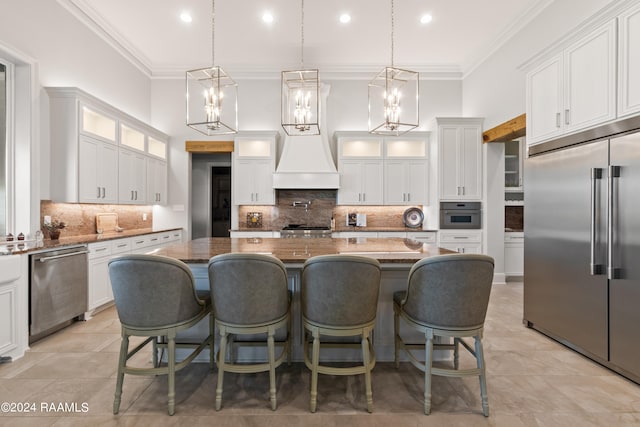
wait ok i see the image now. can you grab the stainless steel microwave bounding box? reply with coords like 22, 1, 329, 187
439, 202, 482, 229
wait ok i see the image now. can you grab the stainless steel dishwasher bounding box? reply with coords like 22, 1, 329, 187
29, 245, 89, 342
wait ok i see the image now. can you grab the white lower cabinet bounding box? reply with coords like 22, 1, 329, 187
86, 230, 183, 315
87, 242, 113, 312
0, 255, 23, 358
505, 233, 524, 276
439, 230, 483, 254
407, 232, 437, 244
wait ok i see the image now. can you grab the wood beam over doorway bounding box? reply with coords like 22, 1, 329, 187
185, 140, 234, 153
482, 113, 526, 143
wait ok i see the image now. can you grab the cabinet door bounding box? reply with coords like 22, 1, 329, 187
406, 160, 427, 204
564, 19, 616, 134
439, 126, 461, 200
619, 3, 640, 118
79, 136, 117, 203
459, 126, 482, 200
383, 160, 406, 204
119, 149, 146, 204
252, 160, 275, 204
146, 158, 167, 204
337, 160, 363, 204
78, 136, 101, 203
440, 243, 482, 254
0, 284, 17, 355
233, 159, 255, 205
361, 160, 383, 204
526, 55, 563, 145
88, 256, 111, 310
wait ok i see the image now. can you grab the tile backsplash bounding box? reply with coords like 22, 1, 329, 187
505, 206, 524, 231
40, 201, 153, 237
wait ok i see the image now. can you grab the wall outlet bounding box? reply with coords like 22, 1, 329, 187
44, 215, 52, 225
142, 213, 148, 221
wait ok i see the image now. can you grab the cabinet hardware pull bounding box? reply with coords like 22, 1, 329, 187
102, 187, 106, 198
407, 193, 410, 202
131, 190, 134, 200
97, 187, 101, 198
565, 109, 570, 125
556, 112, 561, 128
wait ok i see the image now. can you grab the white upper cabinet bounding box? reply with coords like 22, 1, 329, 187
232, 135, 276, 205
383, 137, 428, 205
619, 2, 640, 118
336, 134, 384, 205
435, 119, 483, 201
46, 87, 169, 206
526, 19, 617, 146
146, 157, 167, 205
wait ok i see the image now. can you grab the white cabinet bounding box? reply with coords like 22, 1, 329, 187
434, 118, 483, 201
0, 255, 22, 357
619, 2, 640, 118
408, 232, 437, 243
504, 138, 524, 191
233, 136, 276, 205
46, 87, 169, 206
336, 134, 384, 205
78, 135, 118, 203
338, 160, 384, 205
87, 242, 113, 311
383, 137, 428, 205
146, 157, 167, 204
118, 148, 146, 204
526, 19, 617, 145
505, 233, 524, 276
439, 230, 483, 254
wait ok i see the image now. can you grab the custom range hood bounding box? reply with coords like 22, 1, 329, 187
273, 84, 339, 189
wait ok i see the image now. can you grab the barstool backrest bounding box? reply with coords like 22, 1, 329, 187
109, 254, 204, 328
301, 255, 382, 327
208, 253, 289, 325
403, 254, 494, 330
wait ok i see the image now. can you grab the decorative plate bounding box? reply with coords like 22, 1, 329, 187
402, 207, 424, 228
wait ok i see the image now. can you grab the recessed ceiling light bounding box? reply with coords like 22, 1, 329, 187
180, 11, 192, 23
262, 12, 274, 23
339, 14, 351, 24
420, 14, 433, 24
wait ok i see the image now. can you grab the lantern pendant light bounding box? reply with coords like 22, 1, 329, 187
368, 0, 419, 135
281, 0, 320, 136
186, 0, 238, 135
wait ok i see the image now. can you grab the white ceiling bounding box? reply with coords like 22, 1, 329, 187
60, 0, 551, 79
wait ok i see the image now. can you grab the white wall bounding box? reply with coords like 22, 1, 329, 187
462, 0, 614, 129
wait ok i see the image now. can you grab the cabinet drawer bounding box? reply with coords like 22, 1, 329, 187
505, 233, 524, 242
88, 242, 112, 259
408, 232, 437, 243
111, 239, 132, 254
439, 230, 482, 243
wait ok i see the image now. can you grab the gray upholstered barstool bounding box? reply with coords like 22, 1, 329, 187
207, 253, 291, 411
301, 254, 382, 413
108, 254, 214, 416
393, 253, 494, 416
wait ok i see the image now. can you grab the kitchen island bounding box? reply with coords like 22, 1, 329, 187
153, 237, 453, 362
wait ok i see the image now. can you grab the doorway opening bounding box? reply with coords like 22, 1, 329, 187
211, 166, 230, 237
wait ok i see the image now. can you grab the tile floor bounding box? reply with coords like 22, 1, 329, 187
2, 280, 640, 426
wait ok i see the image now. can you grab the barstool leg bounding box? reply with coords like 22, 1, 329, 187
424, 330, 434, 415
475, 334, 490, 417
216, 327, 227, 411
209, 314, 215, 371
167, 331, 176, 416
453, 337, 460, 370
268, 327, 277, 410
310, 328, 320, 413
113, 331, 129, 414
362, 331, 373, 413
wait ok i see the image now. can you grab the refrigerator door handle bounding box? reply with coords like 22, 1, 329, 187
608, 165, 621, 280
590, 168, 604, 275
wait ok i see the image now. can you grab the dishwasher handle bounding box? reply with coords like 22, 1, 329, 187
39, 250, 89, 263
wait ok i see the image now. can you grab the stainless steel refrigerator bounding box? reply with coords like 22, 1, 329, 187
524, 119, 640, 384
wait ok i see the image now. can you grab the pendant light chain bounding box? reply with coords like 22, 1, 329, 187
391, 0, 394, 68
301, 0, 305, 69
211, 0, 216, 66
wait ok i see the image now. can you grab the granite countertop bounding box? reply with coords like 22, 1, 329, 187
153, 237, 453, 264
232, 227, 438, 233
0, 228, 182, 255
